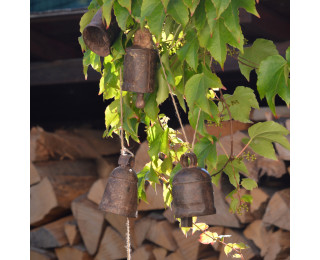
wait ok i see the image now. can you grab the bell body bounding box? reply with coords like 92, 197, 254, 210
172, 153, 216, 227
99, 163, 138, 218
122, 46, 158, 108
83, 8, 120, 57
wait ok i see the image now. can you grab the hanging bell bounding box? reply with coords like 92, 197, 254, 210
122, 29, 158, 109
99, 153, 138, 218
83, 8, 120, 57
172, 152, 216, 227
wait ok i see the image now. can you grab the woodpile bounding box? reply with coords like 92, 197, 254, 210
30, 110, 290, 259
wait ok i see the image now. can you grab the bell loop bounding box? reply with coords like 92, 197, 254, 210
180, 152, 198, 168
118, 153, 135, 168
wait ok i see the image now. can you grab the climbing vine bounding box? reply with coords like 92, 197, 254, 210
79, 0, 290, 258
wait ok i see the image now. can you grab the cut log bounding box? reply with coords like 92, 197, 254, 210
138, 184, 165, 211
31, 215, 73, 248
64, 220, 82, 246
165, 249, 184, 260
132, 217, 153, 248
285, 119, 290, 131
163, 208, 176, 224
250, 106, 290, 121
31, 162, 41, 185
197, 185, 241, 228
132, 244, 155, 260
95, 226, 127, 260
243, 220, 269, 254
146, 220, 178, 251
30, 127, 99, 162
153, 247, 167, 260
87, 178, 108, 205
197, 243, 219, 260
31, 247, 57, 260
71, 195, 105, 255
275, 136, 290, 160
55, 244, 93, 260
263, 229, 290, 260
206, 226, 225, 252
263, 188, 290, 230
250, 188, 270, 219
218, 228, 260, 260
96, 156, 118, 178
172, 229, 200, 260
31, 160, 98, 226
257, 156, 287, 179
104, 212, 135, 241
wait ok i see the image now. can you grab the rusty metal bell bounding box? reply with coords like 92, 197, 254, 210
172, 152, 216, 227
122, 28, 158, 109
83, 8, 120, 57
99, 153, 138, 218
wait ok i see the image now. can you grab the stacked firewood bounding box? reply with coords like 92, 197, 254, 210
30, 108, 290, 260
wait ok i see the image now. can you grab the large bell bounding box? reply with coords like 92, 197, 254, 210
172, 152, 216, 227
83, 8, 120, 57
122, 29, 158, 109
99, 154, 138, 218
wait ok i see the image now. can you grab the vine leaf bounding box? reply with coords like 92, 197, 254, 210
219, 86, 259, 123
241, 178, 258, 190
205, 0, 217, 36
224, 243, 233, 255
167, 0, 190, 28
83, 50, 102, 79
194, 136, 217, 171
257, 55, 290, 115
163, 183, 173, 207
113, 1, 130, 31
102, 0, 115, 28
146, 1, 166, 40
199, 231, 218, 245
236, 0, 259, 17
156, 69, 169, 105
79, 8, 98, 33
239, 38, 279, 81
183, 0, 200, 16
243, 121, 290, 160
161, 0, 170, 12
188, 106, 209, 137
212, 0, 231, 18
192, 0, 206, 31
177, 30, 199, 71
144, 92, 159, 121
141, 0, 160, 17
118, 0, 131, 13
131, 0, 145, 23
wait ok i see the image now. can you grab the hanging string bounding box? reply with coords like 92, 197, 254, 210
157, 51, 190, 145
191, 108, 202, 152
119, 68, 132, 260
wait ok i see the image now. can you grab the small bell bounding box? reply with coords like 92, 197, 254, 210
122, 29, 158, 109
172, 152, 216, 227
99, 153, 138, 218
83, 8, 120, 57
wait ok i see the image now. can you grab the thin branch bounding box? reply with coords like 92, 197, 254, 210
235, 139, 252, 158
238, 55, 260, 67
191, 108, 202, 152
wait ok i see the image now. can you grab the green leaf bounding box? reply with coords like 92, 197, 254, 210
243, 137, 277, 160
146, 164, 160, 184
241, 194, 253, 203
144, 92, 159, 121
156, 69, 169, 105
141, 0, 159, 17
212, 0, 231, 18
257, 55, 290, 114
167, 0, 189, 28
80, 8, 98, 33
183, 0, 200, 16
105, 99, 120, 129
111, 33, 125, 60
194, 137, 217, 171
163, 183, 173, 207
192, 0, 206, 31
241, 178, 258, 191
113, 1, 130, 30
102, 0, 115, 28
161, 0, 170, 12
237, 0, 259, 17
177, 30, 199, 71
83, 50, 102, 74
188, 106, 209, 137
78, 36, 87, 52
118, 0, 131, 13
286, 46, 290, 67
205, 0, 217, 36
238, 38, 279, 81
224, 244, 233, 255
88, 0, 102, 10
146, 1, 166, 40
229, 198, 239, 213
219, 86, 259, 123
131, 0, 145, 23
233, 254, 242, 258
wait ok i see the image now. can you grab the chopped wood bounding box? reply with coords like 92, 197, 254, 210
163, 208, 176, 224
263, 229, 290, 260
96, 156, 118, 178
31, 160, 98, 226
132, 217, 153, 249
172, 229, 200, 260
153, 247, 167, 260
257, 156, 287, 179
55, 244, 93, 260
138, 184, 165, 211
165, 249, 184, 260
218, 228, 260, 260
31, 162, 41, 186
197, 185, 241, 228
31, 247, 57, 260
275, 136, 290, 160
250, 188, 270, 219
146, 220, 178, 251
30, 127, 99, 162
134, 141, 150, 172
64, 220, 82, 246
206, 226, 225, 252
197, 242, 219, 260
31, 215, 73, 248
263, 188, 290, 230
285, 119, 290, 131
243, 220, 269, 254
104, 212, 135, 241
71, 195, 105, 255
87, 178, 108, 205
250, 106, 290, 121
95, 226, 127, 260
132, 244, 155, 260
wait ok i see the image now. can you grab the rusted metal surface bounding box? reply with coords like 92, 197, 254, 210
99, 154, 138, 218
172, 153, 216, 227
83, 8, 120, 57
122, 46, 158, 108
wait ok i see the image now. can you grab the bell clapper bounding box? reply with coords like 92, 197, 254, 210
135, 93, 145, 109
